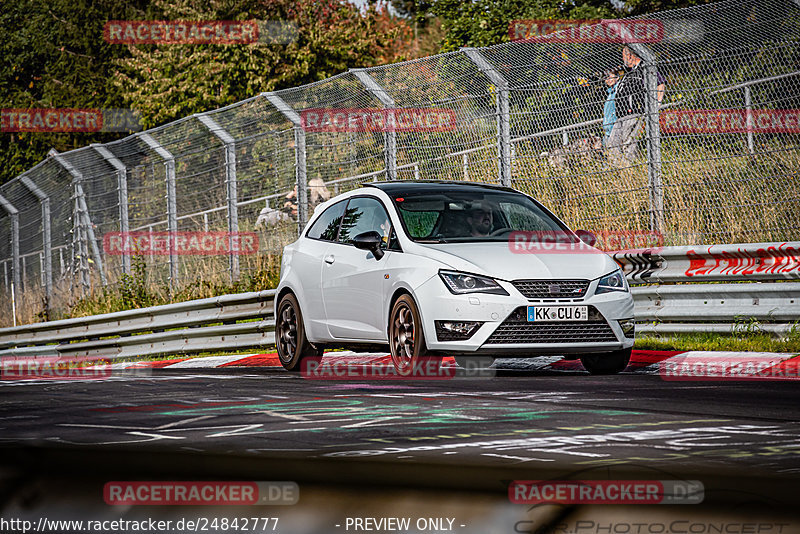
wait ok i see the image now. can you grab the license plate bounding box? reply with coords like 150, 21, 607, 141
527, 305, 588, 322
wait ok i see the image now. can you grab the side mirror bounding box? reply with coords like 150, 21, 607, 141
575, 229, 598, 247
352, 231, 385, 260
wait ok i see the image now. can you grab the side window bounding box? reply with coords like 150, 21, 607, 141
306, 200, 347, 241
337, 197, 392, 249
387, 228, 402, 252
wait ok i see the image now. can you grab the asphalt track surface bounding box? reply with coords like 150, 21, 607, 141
1, 354, 800, 533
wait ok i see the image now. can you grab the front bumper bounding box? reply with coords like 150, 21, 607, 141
416, 275, 635, 355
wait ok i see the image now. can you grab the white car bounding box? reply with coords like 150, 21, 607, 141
275, 181, 635, 375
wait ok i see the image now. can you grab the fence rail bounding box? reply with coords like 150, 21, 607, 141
1, 243, 798, 360
1, 0, 799, 327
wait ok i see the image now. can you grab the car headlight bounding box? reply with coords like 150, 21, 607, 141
439, 270, 509, 296
596, 269, 629, 294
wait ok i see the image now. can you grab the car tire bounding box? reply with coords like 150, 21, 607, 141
580, 348, 631, 375
454, 356, 495, 370
276, 293, 323, 372
389, 294, 441, 377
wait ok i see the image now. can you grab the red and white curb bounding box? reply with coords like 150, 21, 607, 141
111, 350, 800, 378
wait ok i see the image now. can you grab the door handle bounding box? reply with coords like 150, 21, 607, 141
324, 254, 335, 264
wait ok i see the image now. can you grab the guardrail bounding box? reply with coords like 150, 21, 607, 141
0, 242, 798, 360
0, 290, 275, 360
613, 241, 800, 336
612, 241, 800, 283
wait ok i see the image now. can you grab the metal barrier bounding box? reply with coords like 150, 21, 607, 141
612, 242, 800, 283
614, 241, 800, 336
0, 290, 275, 360
1, 241, 799, 360
632, 283, 800, 335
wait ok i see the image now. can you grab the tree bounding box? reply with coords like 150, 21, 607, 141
0, 0, 152, 186
112, 0, 415, 128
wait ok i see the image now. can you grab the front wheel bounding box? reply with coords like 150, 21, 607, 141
276, 293, 323, 372
389, 295, 441, 377
580, 348, 631, 375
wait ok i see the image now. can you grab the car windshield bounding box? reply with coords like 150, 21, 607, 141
391, 188, 571, 243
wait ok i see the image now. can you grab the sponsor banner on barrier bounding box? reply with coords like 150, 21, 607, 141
509, 230, 663, 254
103, 231, 259, 256
660, 354, 799, 381
300, 108, 456, 133
1, 108, 142, 133
684, 244, 800, 279
661, 109, 800, 134
1, 356, 112, 381
509, 19, 664, 43
103, 20, 298, 45
103, 481, 298, 505
509, 480, 704, 504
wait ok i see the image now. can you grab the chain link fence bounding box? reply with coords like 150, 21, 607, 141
1, 0, 799, 325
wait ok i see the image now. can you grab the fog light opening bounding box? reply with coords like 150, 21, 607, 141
618, 319, 636, 338
435, 321, 484, 341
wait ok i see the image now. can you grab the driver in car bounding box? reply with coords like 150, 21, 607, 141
466, 201, 494, 237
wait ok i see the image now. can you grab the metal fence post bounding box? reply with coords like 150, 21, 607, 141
92, 144, 130, 276
0, 194, 21, 293
49, 149, 107, 287
351, 69, 398, 181
19, 176, 52, 308
630, 44, 665, 236
139, 133, 179, 288
197, 113, 240, 282
71, 185, 89, 293
462, 48, 511, 187
744, 86, 755, 154
263, 92, 309, 234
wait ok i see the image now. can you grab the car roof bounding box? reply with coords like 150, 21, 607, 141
363, 180, 520, 196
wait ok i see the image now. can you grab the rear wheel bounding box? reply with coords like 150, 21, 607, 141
389, 295, 441, 377
580, 348, 631, 375
276, 293, 323, 372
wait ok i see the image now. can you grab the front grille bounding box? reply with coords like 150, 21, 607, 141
484, 306, 617, 344
512, 279, 589, 299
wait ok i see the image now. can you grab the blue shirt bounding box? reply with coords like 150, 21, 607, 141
603, 83, 618, 139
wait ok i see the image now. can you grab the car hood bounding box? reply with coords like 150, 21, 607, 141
413, 242, 617, 281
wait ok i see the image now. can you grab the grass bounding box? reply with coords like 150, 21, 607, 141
61, 253, 282, 320
635, 330, 800, 353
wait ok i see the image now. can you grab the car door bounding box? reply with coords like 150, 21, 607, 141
321, 196, 393, 341
295, 199, 348, 341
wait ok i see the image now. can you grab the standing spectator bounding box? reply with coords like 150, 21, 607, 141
602, 68, 620, 146
607, 46, 666, 164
